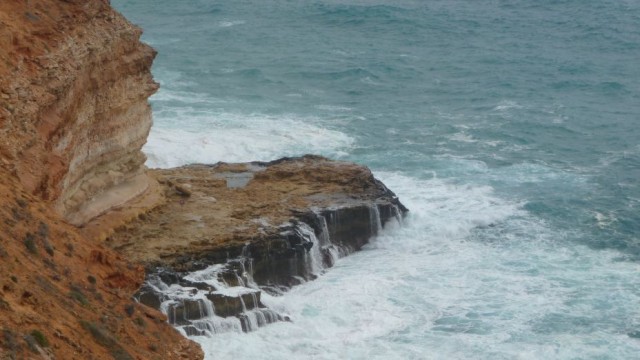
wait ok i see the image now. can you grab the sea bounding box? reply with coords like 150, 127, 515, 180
112, 1, 640, 359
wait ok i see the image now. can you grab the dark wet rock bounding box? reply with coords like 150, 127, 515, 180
206, 291, 261, 318
183, 326, 206, 336
167, 299, 210, 325
136, 284, 163, 310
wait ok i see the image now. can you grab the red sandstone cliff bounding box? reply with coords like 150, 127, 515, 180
0, 0, 157, 226
0, 1, 202, 358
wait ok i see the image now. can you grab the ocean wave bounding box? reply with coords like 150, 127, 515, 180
219, 20, 245, 28
315, 104, 353, 112
289, 68, 378, 81
447, 132, 477, 143
195, 169, 640, 359
492, 100, 523, 111
143, 112, 354, 168
151, 89, 225, 105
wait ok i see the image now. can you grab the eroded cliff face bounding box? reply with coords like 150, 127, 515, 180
0, 1, 203, 358
0, 0, 157, 225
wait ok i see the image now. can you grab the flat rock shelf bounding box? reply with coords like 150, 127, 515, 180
107, 155, 407, 336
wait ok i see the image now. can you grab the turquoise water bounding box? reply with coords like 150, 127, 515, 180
113, 1, 640, 358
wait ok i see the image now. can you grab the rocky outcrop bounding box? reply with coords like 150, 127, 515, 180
107, 156, 407, 335
0, 0, 157, 226
108, 155, 406, 273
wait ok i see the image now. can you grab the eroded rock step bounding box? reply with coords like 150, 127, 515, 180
136, 202, 405, 336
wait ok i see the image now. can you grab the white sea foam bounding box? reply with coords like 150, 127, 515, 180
448, 132, 477, 143
493, 100, 523, 111
192, 171, 640, 359
315, 104, 353, 112
219, 20, 246, 28
144, 111, 354, 168
360, 76, 380, 85
593, 211, 618, 229
150, 69, 196, 88
151, 89, 225, 105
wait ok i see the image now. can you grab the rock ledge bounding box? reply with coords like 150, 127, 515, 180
107, 155, 407, 334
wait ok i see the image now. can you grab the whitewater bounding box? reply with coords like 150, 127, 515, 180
113, 0, 640, 359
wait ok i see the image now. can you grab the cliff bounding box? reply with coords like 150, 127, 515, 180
0, 1, 202, 358
0, 0, 157, 226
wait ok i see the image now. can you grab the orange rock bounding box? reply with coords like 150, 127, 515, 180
0, 1, 203, 358
0, 0, 158, 227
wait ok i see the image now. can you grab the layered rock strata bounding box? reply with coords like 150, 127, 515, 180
107, 155, 407, 335
0, 1, 203, 358
0, 0, 157, 226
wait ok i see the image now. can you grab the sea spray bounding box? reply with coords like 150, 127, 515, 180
191, 173, 640, 359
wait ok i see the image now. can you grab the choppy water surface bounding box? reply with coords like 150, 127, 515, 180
113, 0, 640, 358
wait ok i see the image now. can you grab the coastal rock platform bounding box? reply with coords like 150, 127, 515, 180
105, 155, 407, 334
108, 155, 406, 271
